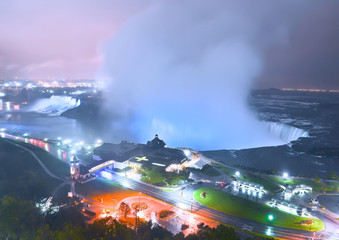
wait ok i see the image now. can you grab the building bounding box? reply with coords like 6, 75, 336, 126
91, 136, 188, 173
70, 156, 80, 180
147, 134, 166, 149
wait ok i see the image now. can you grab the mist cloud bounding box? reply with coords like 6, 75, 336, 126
99, 0, 312, 150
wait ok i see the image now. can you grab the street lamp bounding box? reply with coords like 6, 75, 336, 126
283, 172, 289, 179
235, 171, 240, 177
181, 187, 185, 197
112, 198, 117, 209
191, 198, 193, 213
268, 214, 274, 221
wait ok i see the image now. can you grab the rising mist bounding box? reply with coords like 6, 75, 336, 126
98, 0, 309, 150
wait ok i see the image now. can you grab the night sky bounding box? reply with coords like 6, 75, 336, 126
0, 0, 338, 89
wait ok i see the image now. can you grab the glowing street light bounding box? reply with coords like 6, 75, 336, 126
266, 227, 272, 236
235, 171, 240, 177
268, 214, 274, 221
191, 198, 194, 213
183, 149, 191, 157
283, 172, 289, 179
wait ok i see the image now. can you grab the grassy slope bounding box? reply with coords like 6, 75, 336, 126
12, 140, 69, 177
194, 187, 324, 232
200, 165, 221, 177
0, 139, 65, 200
141, 166, 166, 185
267, 177, 338, 192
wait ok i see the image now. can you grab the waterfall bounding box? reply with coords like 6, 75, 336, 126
29, 95, 81, 116
265, 122, 309, 143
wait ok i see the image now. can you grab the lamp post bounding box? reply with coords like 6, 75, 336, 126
139, 192, 141, 206
235, 171, 240, 178
191, 198, 193, 213
112, 198, 117, 210
181, 187, 185, 197
283, 172, 288, 179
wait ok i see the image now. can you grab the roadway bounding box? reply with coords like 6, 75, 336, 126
99, 169, 320, 239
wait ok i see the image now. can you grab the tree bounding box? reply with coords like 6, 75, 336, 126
328, 171, 339, 180
119, 202, 131, 219
314, 176, 321, 183
45, 205, 86, 231
0, 195, 43, 239
36, 225, 56, 240
54, 223, 86, 240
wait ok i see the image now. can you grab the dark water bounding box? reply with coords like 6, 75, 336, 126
0, 112, 115, 144
204, 89, 339, 177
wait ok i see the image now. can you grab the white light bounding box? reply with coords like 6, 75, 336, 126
121, 180, 131, 189
62, 139, 72, 144
0, 128, 6, 131
266, 227, 272, 236
283, 172, 289, 178
183, 149, 191, 157
176, 202, 188, 210
101, 171, 113, 180
23, 133, 29, 136
71, 150, 76, 154
44, 138, 48, 141
137, 211, 144, 218
57, 137, 61, 140
235, 171, 240, 177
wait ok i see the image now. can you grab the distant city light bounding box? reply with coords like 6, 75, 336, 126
62, 139, 72, 144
